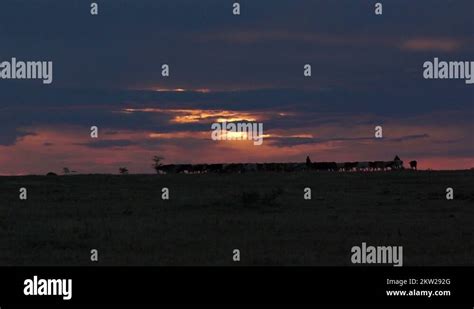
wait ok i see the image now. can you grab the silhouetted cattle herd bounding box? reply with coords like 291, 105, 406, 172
157, 156, 416, 174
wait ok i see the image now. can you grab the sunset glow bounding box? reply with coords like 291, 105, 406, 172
124, 108, 260, 123
155, 88, 211, 93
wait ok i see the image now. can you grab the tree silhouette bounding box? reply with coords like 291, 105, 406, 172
119, 167, 129, 175
63, 167, 70, 175
152, 156, 164, 173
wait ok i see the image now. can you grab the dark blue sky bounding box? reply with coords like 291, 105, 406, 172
0, 0, 473, 174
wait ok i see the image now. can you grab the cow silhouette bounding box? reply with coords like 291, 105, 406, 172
344, 162, 358, 171
312, 162, 338, 171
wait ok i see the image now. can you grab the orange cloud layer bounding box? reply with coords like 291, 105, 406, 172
0, 117, 471, 175
399, 38, 464, 52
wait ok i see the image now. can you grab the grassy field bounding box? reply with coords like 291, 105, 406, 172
0, 170, 473, 266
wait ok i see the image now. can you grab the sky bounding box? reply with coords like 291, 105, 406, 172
0, 0, 473, 174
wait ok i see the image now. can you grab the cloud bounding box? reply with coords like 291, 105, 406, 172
74, 139, 139, 149
0, 127, 36, 146
268, 134, 430, 148
1, 1, 473, 90
399, 38, 464, 52
389, 134, 430, 142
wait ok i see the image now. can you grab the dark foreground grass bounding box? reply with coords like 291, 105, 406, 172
0, 170, 473, 266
